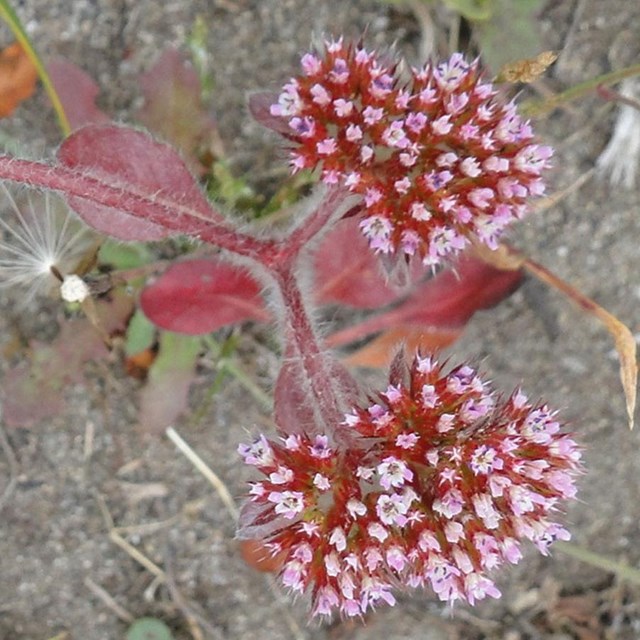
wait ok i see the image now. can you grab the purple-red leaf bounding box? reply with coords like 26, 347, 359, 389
57, 124, 223, 240
328, 254, 524, 366
47, 57, 110, 129
389, 254, 523, 327
274, 341, 360, 436
140, 258, 270, 335
137, 48, 221, 174
314, 218, 423, 309
273, 348, 319, 434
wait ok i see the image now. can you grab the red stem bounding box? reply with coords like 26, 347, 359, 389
277, 185, 351, 267
0, 156, 279, 263
0, 155, 356, 434
272, 261, 355, 431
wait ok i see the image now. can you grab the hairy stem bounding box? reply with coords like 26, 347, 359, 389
272, 261, 357, 434
278, 185, 352, 267
0, 156, 278, 263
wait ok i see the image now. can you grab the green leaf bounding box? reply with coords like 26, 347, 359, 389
260, 170, 315, 218
443, 0, 493, 21
209, 160, 258, 211
125, 309, 156, 356
187, 15, 215, 101
475, 0, 545, 72
98, 239, 153, 270
139, 332, 202, 433
126, 617, 174, 640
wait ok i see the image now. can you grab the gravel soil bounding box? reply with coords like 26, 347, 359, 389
0, 1, 639, 639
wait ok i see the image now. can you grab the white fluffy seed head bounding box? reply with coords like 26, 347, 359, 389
60, 274, 91, 303
0, 186, 93, 305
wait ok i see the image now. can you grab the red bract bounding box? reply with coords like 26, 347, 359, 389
271, 39, 552, 265
239, 354, 581, 618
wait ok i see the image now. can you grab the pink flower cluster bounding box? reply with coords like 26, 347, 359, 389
271, 39, 553, 265
239, 354, 581, 618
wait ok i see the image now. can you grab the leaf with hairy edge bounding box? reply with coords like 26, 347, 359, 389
274, 340, 360, 437
47, 57, 110, 129
327, 254, 523, 367
140, 258, 270, 335
138, 331, 201, 434
314, 217, 424, 309
273, 348, 319, 434
137, 48, 222, 174
57, 124, 223, 241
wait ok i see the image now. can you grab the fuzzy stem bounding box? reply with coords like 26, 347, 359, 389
0, 155, 278, 263
277, 185, 351, 267
0, 155, 356, 434
272, 261, 354, 432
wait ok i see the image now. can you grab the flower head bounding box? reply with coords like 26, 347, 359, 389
239, 354, 581, 618
271, 40, 552, 265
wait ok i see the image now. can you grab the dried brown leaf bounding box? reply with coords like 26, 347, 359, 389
344, 326, 462, 368
524, 259, 637, 429
497, 51, 558, 83
0, 42, 37, 117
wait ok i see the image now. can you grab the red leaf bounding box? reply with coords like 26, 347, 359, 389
239, 539, 286, 573
140, 258, 270, 335
391, 254, 523, 327
328, 254, 523, 365
57, 124, 223, 240
137, 48, 221, 174
274, 341, 360, 436
344, 326, 463, 368
314, 217, 423, 309
47, 57, 110, 129
274, 350, 319, 433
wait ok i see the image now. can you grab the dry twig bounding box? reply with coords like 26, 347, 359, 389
84, 577, 135, 624
0, 418, 19, 513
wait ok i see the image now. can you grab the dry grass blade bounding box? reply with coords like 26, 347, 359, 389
84, 577, 135, 623
476, 243, 637, 429
164, 544, 224, 640
166, 426, 238, 519
0, 420, 18, 513
95, 492, 166, 580
523, 258, 637, 429
165, 426, 307, 640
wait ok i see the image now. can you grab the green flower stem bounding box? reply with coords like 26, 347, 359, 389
202, 335, 272, 412
0, 0, 71, 136
555, 541, 640, 585
524, 62, 640, 117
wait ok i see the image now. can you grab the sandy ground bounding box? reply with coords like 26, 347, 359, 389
0, 1, 640, 638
